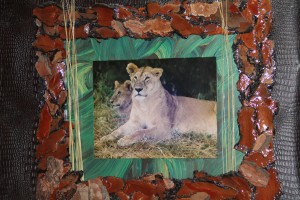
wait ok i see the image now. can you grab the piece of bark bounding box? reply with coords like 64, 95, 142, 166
236, 107, 257, 152
169, 13, 202, 37
252, 132, 273, 151
35, 51, 52, 77
33, 35, 64, 52
111, 20, 127, 37
36, 129, 66, 159
239, 161, 270, 187
190, 192, 210, 200
188, 2, 220, 17
33, 4, 62, 27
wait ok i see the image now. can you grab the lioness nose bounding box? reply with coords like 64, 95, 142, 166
135, 88, 143, 93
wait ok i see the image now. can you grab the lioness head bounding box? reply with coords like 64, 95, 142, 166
110, 80, 132, 109
126, 63, 163, 100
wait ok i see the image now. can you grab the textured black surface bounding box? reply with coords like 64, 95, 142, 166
0, 1, 38, 199
0, 0, 299, 199
272, 0, 300, 199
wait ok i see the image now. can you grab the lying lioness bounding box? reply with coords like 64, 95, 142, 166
110, 80, 132, 125
101, 63, 217, 146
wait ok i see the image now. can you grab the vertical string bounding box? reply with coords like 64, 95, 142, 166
219, 0, 237, 172
62, 0, 84, 177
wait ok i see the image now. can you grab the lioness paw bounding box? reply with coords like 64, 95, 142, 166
100, 134, 116, 142
117, 137, 134, 147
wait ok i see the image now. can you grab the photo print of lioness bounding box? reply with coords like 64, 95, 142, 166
93, 58, 217, 158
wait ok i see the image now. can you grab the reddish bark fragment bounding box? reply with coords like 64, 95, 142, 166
260, 66, 275, 85
227, 14, 252, 33
50, 117, 62, 132
177, 180, 237, 199
36, 51, 52, 77
37, 105, 53, 141
115, 191, 129, 200
38, 138, 69, 170
144, 17, 173, 36
71, 183, 89, 200
238, 44, 257, 77
88, 177, 110, 200
160, 1, 181, 15
190, 192, 210, 200
101, 176, 124, 193
131, 191, 151, 200
193, 172, 252, 200
51, 62, 65, 78
58, 25, 89, 39
147, 1, 181, 17
261, 40, 274, 67
93, 6, 114, 26
219, 175, 252, 200
252, 132, 273, 151
240, 31, 256, 50
254, 83, 270, 98
94, 27, 118, 38
245, 150, 275, 168
116, 7, 133, 20
236, 107, 257, 152
58, 90, 67, 106
79, 12, 97, 20
123, 20, 148, 38
147, 2, 160, 17
169, 13, 202, 37
239, 161, 270, 187
36, 129, 66, 159
237, 73, 253, 92
235, 0, 258, 23
36, 157, 65, 200
254, 168, 281, 199
259, 0, 272, 15
33, 5, 62, 27
245, 97, 278, 114
123, 180, 157, 197
229, 3, 239, 14
43, 25, 60, 36
255, 12, 272, 42
111, 20, 126, 37
189, 2, 220, 17
256, 105, 273, 134
44, 90, 59, 116
51, 51, 65, 64
46, 73, 65, 96
33, 35, 64, 52
203, 23, 224, 35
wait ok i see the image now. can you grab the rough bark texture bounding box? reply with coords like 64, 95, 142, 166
272, 0, 300, 199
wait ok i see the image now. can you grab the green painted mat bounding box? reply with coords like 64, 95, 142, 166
67, 34, 243, 180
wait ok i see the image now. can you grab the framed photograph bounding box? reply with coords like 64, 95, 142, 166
33, 1, 281, 199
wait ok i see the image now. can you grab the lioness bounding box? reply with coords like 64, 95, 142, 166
110, 80, 132, 125
101, 63, 217, 147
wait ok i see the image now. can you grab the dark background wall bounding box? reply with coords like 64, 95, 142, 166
0, 0, 299, 199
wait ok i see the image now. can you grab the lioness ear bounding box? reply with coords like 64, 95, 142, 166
124, 80, 132, 91
152, 68, 163, 77
114, 80, 120, 89
126, 63, 138, 76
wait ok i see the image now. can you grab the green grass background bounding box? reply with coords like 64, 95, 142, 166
70, 34, 243, 180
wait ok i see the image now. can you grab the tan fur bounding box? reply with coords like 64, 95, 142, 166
110, 80, 132, 125
101, 63, 217, 146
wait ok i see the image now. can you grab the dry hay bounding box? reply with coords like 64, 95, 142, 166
94, 102, 217, 159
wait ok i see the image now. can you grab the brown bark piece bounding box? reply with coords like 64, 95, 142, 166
239, 161, 270, 187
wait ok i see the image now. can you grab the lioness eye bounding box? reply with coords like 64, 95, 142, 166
133, 76, 137, 80
145, 76, 150, 81
117, 91, 121, 95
